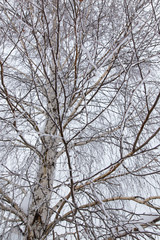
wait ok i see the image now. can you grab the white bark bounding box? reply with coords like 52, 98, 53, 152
26, 84, 58, 238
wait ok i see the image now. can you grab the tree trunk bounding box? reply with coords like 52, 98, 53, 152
26, 85, 58, 239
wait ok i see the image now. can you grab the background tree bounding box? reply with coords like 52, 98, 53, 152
0, 0, 160, 239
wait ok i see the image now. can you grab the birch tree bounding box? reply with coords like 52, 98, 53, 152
0, 0, 160, 239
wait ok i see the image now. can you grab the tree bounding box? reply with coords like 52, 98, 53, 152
0, 0, 160, 239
